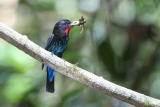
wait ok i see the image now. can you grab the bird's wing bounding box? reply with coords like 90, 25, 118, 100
42, 34, 55, 70
45, 34, 55, 50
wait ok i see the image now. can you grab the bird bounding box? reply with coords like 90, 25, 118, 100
42, 19, 83, 93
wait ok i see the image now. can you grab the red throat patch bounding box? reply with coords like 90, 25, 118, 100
65, 26, 72, 36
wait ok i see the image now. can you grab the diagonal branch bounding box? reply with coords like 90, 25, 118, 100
0, 23, 160, 107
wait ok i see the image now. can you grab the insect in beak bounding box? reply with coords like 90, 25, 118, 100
70, 16, 86, 26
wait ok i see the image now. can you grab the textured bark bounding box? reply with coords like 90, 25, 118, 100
0, 23, 160, 107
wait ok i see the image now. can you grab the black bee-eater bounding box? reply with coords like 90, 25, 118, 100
42, 19, 85, 93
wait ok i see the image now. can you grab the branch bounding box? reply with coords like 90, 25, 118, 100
0, 23, 160, 107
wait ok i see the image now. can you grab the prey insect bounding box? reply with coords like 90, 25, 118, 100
78, 16, 86, 33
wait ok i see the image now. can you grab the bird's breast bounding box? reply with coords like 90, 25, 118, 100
49, 39, 68, 57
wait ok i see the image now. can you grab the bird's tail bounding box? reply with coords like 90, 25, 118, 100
46, 66, 56, 93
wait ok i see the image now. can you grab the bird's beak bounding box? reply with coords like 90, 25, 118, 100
70, 21, 81, 26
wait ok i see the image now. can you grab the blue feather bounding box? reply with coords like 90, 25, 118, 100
47, 66, 56, 82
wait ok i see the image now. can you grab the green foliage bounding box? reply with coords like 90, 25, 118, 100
3, 74, 34, 102
19, 0, 55, 11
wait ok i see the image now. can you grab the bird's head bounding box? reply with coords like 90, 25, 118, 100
53, 19, 82, 37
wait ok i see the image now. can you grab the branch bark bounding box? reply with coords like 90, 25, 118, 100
0, 23, 160, 107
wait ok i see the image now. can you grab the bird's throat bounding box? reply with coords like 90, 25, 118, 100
65, 26, 72, 36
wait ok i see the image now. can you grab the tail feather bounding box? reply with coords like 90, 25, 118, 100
46, 66, 56, 93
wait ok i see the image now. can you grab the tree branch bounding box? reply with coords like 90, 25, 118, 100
0, 23, 160, 107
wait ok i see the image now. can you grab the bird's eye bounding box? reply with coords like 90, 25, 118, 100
63, 23, 67, 25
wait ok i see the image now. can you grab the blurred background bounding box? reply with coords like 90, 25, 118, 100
0, 0, 160, 107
